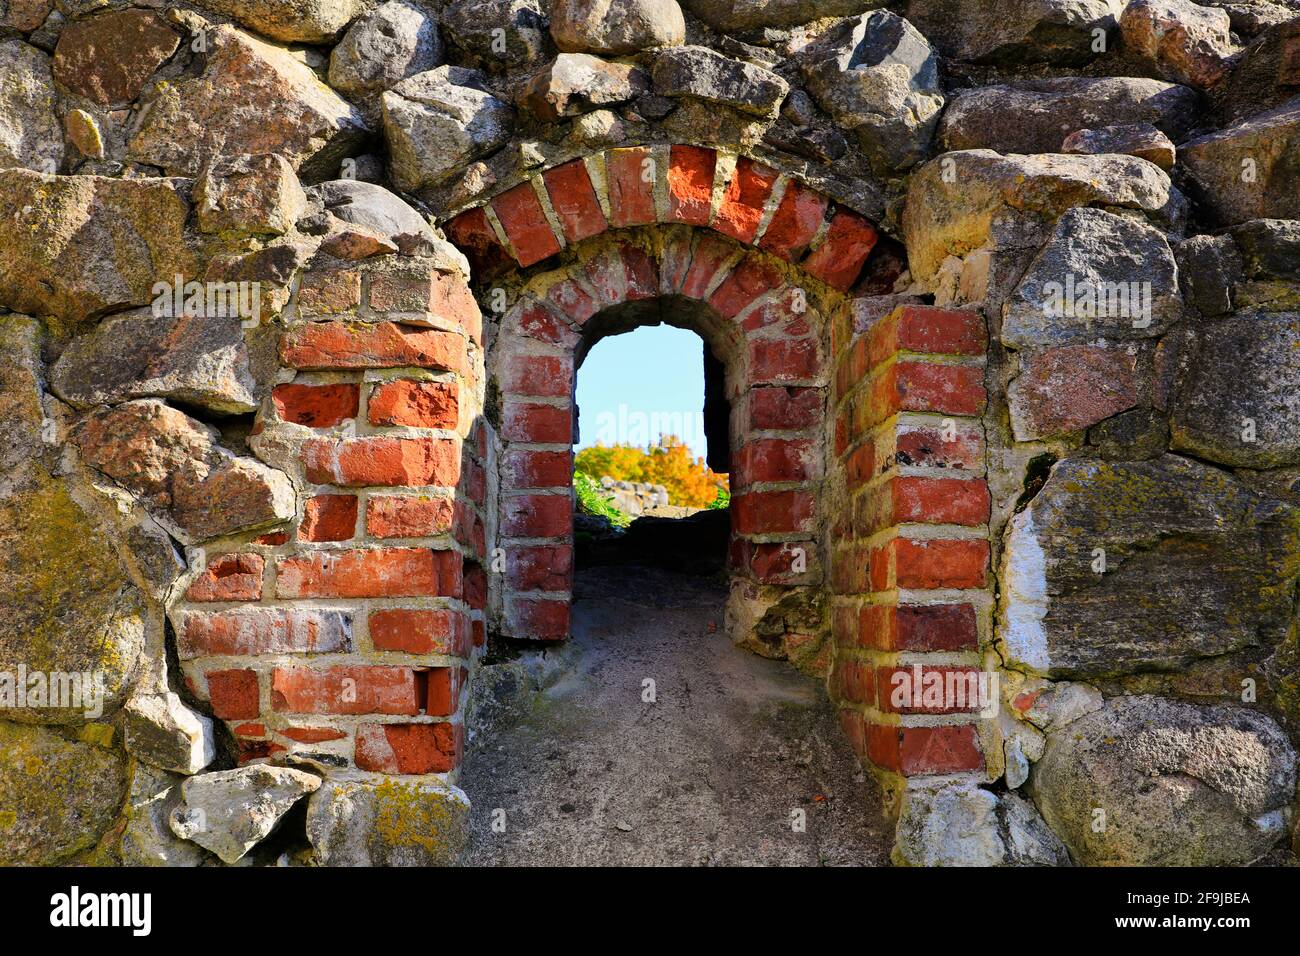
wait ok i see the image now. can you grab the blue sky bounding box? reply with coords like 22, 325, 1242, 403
576, 325, 709, 461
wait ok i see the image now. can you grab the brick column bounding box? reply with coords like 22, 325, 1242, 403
829, 305, 993, 784
171, 251, 486, 778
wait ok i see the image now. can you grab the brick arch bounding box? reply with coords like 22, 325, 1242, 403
486, 228, 836, 643
440, 146, 997, 789
442, 145, 883, 292
438, 147, 891, 649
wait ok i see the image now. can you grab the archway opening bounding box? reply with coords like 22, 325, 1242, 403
573, 315, 732, 576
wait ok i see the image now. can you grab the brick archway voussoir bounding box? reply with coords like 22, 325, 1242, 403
443, 145, 883, 295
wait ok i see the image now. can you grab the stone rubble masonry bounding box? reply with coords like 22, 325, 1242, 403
829, 305, 993, 783
172, 252, 484, 778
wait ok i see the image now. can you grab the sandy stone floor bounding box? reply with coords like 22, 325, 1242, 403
460, 564, 893, 866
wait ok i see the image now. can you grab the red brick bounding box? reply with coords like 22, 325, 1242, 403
426, 666, 463, 716
510, 298, 577, 346
464, 561, 488, 611
505, 448, 572, 488
861, 603, 978, 653
680, 233, 737, 300
507, 544, 574, 592
302, 436, 460, 487
233, 722, 265, 737
492, 181, 562, 266
894, 422, 985, 471
759, 181, 828, 261
659, 228, 695, 293
272, 383, 358, 428
185, 553, 264, 602
874, 538, 989, 591
877, 665, 985, 715
354, 722, 459, 774
297, 268, 361, 315
844, 442, 875, 490
546, 277, 599, 324
861, 363, 986, 427
714, 157, 778, 243
543, 159, 607, 243
832, 658, 876, 706
271, 665, 426, 715
507, 597, 570, 640
839, 709, 867, 758
869, 306, 986, 365
802, 208, 878, 291
366, 494, 455, 538
463, 457, 487, 506
370, 609, 468, 656
667, 145, 716, 225
453, 499, 486, 556
503, 402, 572, 443
750, 338, 819, 383
733, 490, 815, 534
707, 254, 783, 319
280, 726, 346, 743
368, 271, 481, 343
895, 724, 984, 775
180, 608, 351, 658
252, 531, 289, 546
206, 669, 260, 720
300, 494, 358, 542
280, 322, 464, 372
445, 206, 512, 278
749, 386, 822, 430
889, 476, 989, 527
605, 146, 657, 227
733, 438, 816, 488
746, 540, 817, 584
739, 287, 812, 336
501, 353, 572, 398
275, 547, 462, 599
368, 380, 459, 429
368, 268, 466, 313
236, 740, 284, 763
500, 494, 572, 537
896, 362, 986, 416
583, 242, 657, 306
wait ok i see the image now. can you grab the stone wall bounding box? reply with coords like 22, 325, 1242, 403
2, 0, 1299, 867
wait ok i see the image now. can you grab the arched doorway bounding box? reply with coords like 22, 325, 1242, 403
486, 232, 835, 660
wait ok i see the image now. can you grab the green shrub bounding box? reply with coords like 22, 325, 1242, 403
573, 472, 631, 529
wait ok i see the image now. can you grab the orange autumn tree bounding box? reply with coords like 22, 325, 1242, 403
576, 435, 728, 508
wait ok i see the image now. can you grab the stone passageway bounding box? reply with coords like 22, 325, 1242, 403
462, 563, 892, 866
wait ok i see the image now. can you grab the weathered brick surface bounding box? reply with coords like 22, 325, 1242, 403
302, 436, 461, 487
300, 494, 358, 542
543, 159, 608, 243
667, 145, 716, 225
275, 548, 462, 599
185, 553, 264, 602
714, 157, 779, 243
280, 322, 464, 372
365, 494, 455, 538
368, 380, 459, 429
180, 608, 352, 658
606, 146, 657, 227
492, 181, 563, 267
829, 305, 992, 784
272, 383, 359, 428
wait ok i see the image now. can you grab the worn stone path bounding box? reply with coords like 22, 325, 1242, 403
461, 564, 892, 866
